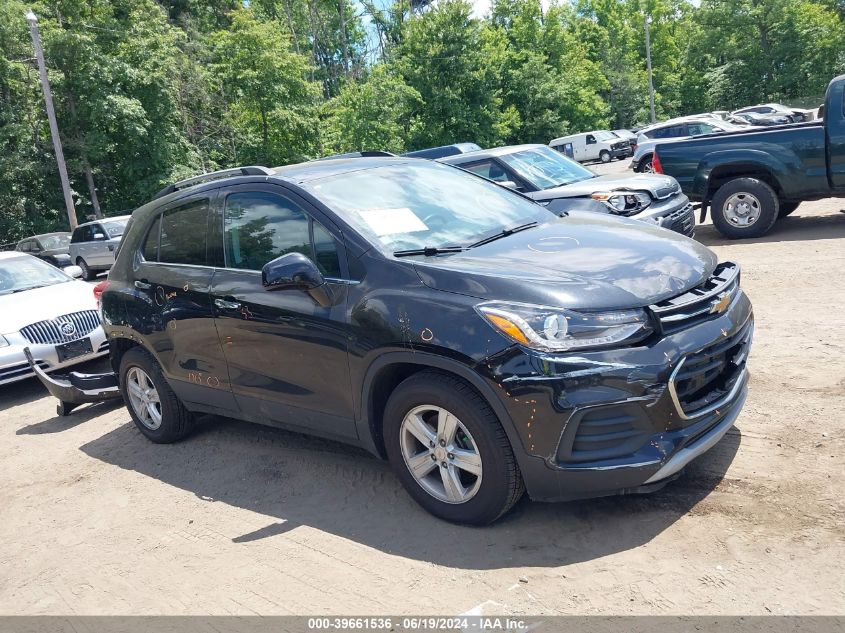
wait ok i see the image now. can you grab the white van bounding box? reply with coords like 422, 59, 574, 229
549, 130, 633, 163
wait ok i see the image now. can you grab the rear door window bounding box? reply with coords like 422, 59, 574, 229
159, 199, 211, 266
461, 160, 513, 183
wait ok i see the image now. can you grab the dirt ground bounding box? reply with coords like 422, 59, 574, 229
1, 161, 843, 616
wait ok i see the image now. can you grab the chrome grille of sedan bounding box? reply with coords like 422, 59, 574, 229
19, 310, 101, 345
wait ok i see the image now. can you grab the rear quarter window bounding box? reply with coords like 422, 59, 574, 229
159, 199, 210, 266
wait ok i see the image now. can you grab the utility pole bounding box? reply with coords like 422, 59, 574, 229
644, 13, 656, 124
26, 9, 77, 231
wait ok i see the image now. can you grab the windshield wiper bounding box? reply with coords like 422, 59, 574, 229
468, 222, 539, 249
393, 246, 466, 258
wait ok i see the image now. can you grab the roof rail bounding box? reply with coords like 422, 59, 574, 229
313, 151, 397, 161
152, 166, 275, 201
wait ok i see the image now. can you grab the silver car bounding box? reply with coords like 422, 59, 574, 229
0, 252, 108, 386
440, 144, 695, 236
68, 215, 131, 280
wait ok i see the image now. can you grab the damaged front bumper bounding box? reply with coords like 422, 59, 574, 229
482, 276, 753, 502
24, 347, 122, 416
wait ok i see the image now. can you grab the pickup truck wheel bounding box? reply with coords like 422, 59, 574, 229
120, 347, 194, 443
599, 150, 611, 163
711, 178, 779, 239
76, 257, 96, 281
383, 371, 524, 525
778, 201, 800, 218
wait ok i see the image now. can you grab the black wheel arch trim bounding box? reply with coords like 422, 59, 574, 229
356, 351, 532, 467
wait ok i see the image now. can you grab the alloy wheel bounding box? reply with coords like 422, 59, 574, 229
126, 366, 162, 430
399, 405, 483, 504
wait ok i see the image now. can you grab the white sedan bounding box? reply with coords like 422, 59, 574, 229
0, 252, 108, 386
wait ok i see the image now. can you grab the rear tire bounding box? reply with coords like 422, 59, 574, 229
119, 347, 194, 443
778, 201, 800, 218
710, 178, 779, 239
599, 150, 611, 163
638, 156, 654, 173
383, 371, 524, 525
77, 257, 95, 281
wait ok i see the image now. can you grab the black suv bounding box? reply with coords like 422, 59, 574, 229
103, 159, 754, 525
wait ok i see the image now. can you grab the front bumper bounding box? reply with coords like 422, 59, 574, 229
0, 328, 109, 386
482, 279, 753, 502
632, 193, 696, 237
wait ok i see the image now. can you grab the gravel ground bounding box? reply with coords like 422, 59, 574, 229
1, 160, 843, 615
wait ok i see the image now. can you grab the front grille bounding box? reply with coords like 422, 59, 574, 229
20, 310, 101, 345
558, 403, 650, 463
663, 203, 696, 236
0, 359, 49, 382
650, 262, 740, 333
671, 317, 753, 417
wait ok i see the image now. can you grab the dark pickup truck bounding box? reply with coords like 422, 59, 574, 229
653, 75, 845, 238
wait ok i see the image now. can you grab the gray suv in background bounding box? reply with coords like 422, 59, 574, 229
68, 216, 130, 280
15, 232, 72, 268
440, 144, 696, 236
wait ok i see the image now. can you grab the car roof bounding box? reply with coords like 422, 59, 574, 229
75, 215, 132, 228
28, 232, 70, 240
0, 251, 31, 261
437, 144, 546, 163
271, 156, 426, 184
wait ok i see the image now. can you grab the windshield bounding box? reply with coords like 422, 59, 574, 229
0, 256, 71, 295
39, 234, 70, 250
103, 219, 128, 238
305, 161, 553, 254
499, 146, 595, 190
593, 131, 615, 141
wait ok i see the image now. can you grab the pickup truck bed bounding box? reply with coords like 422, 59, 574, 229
654, 75, 845, 238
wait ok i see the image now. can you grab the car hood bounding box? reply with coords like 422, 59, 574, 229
0, 280, 97, 334
531, 173, 680, 201
412, 213, 717, 310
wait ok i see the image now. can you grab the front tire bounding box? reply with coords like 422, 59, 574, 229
77, 257, 96, 281
119, 347, 194, 443
383, 371, 524, 525
638, 155, 654, 173
599, 150, 611, 163
710, 178, 779, 239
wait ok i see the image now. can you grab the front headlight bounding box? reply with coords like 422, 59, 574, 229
0, 335, 8, 348
476, 301, 652, 352
591, 191, 652, 216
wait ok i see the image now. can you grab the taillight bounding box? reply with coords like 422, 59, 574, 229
652, 151, 663, 174
93, 280, 109, 312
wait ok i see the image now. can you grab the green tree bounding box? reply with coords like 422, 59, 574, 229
396, 0, 516, 149
322, 65, 421, 153
211, 8, 321, 165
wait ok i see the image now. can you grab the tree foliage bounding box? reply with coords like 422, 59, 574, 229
0, 0, 843, 243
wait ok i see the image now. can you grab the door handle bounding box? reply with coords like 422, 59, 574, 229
214, 298, 241, 310
134, 280, 152, 290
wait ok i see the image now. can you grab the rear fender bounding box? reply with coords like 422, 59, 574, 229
693, 149, 789, 200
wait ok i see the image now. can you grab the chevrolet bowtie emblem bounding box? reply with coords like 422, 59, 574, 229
710, 292, 731, 314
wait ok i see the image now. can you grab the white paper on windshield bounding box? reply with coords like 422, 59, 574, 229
358, 208, 428, 236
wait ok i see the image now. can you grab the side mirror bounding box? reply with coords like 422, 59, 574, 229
586, 138, 596, 145
499, 180, 519, 190
65, 265, 83, 279
92, 233, 106, 241
262, 252, 334, 307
